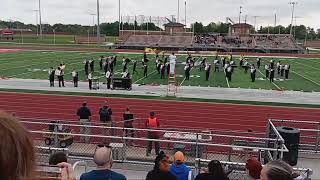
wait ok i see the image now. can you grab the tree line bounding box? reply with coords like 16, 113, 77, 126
1, 20, 319, 40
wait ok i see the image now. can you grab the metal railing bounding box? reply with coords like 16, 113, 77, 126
195, 158, 313, 180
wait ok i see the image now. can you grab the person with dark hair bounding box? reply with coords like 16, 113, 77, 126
80, 146, 126, 180
246, 158, 262, 180
48, 67, 55, 87
269, 68, 275, 83
265, 64, 270, 78
106, 70, 112, 89
184, 63, 191, 81
144, 64, 148, 78
113, 55, 117, 67
88, 72, 93, 90
166, 62, 170, 76
257, 58, 261, 69
195, 160, 229, 180
160, 63, 166, 79
145, 112, 160, 156
284, 64, 290, 79
90, 59, 95, 73
84, 59, 89, 76
260, 160, 301, 180
170, 151, 193, 180
146, 151, 177, 180
205, 64, 211, 81
55, 67, 65, 87
49, 152, 68, 165
132, 60, 137, 74
77, 102, 92, 143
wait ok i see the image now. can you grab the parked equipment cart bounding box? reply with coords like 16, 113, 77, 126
43, 121, 74, 148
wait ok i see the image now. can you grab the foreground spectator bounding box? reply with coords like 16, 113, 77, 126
195, 160, 229, 180
170, 151, 193, 180
80, 145, 127, 180
0, 111, 76, 180
77, 102, 92, 143
146, 151, 177, 180
49, 152, 68, 165
260, 160, 302, 180
246, 158, 262, 180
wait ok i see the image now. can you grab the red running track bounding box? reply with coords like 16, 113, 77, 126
0, 92, 319, 132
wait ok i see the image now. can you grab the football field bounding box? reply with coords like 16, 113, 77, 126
1, 50, 320, 92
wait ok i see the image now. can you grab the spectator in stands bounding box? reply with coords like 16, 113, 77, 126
195, 160, 229, 180
146, 151, 177, 180
246, 158, 262, 180
123, 107, 134, 145
80, 145, 127, 180
77, 102, 92, 143
260, 160, 301, 180
145, 112, 160, 156
49, 152, 68, 165
170, 151, 193, 180
99, 101, 113, 143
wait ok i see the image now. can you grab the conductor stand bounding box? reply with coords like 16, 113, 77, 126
167, 73, 177, 97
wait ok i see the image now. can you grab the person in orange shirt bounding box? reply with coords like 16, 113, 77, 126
145, 112, 160, 156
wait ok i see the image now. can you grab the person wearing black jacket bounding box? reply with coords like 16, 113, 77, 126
146, 151, 177, 180
250, 65, 257, 82
132, 60, 137, 74
99, 56, 104, 70
205, 64, 211, 81
99, 101, 113, 143
90, 59, 94, 73
77, 102, 92, 143
184, 63, 191, 80
84, 59, 89, 76
143, 64, 148, 77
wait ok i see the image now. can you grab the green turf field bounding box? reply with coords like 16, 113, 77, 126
1, 51, 320, 92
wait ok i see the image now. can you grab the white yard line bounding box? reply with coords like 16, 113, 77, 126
256, 69, 281, 90
291, 70, 320, 87
287, 59, 320, 71
134, 70, 157, 84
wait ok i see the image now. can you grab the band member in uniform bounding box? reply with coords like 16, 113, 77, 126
205, 63, 211, 81
84, 59, 89, 76
132, 60, 137, 74
143, 64, 148, 77
113, 55, 117, 66
257, 58, 261, 69
184, 63, 191, 80
269, 68, 275, 82
276, 61, 281, 75
48, 67, 55, 87
88, 72, 93, 90
106, 70, 112, 89
214, 59, 220, 72
55, 67, 64, 87
122, 70, 130, 79
110, 58, 114, 73
123, 58, 129, 73
156, 59, 161, 74
89, 59, 94, 73
243, 61, 249, 73
265, 64, 270, 78
164, 56, 168, 65
72, 70, 79, 87
99, 56, 104, 70
160, 63, 166, 79
226, 65, 233, 82
240, 58, 244, 67
270, 60, 275, 70
103, 59, 109, 74
166, 62, 170, 76
284, 64, 290, 79
222, 57, 226, 67
199, 57, 206, 71
250, 65, 257, 82
143, 52, 147, 61
169, 52, 177, 75
280, 64, 284, 77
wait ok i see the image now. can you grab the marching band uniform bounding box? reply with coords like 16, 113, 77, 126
123, 61, 129, 73
103, 60, 108, 74
72, 70, 79, 87
84, 60, 89, 76
143, 64, 148, 77
99, 56, 104, 70
265, 65, 270, 78
89, 60, 94, 73
270, 60, 275, 70
244, 61, 249, 73
222, 57, 226, 67
48, 68, 55, 87
277, 62, 281, 75
156, 59, 161, 74
284, 64, 290, 79
199, 58, 206, 71
205, 64, 211, 81
257, 58, 261, 69
113, 56, 117, 66
214, 59, 219, 72
240, 58, 244, 67
184, 63, 191, 80
133, 61, 137, 74
166, 63, 170, 76
226, 66, 233, 82
160, 64, 165, 79
106, 71, 112, 89
250, 66, 257, 82
88, 73, 93, 90
55, 67, 64, 87
270, 69, 275, 82
280, 64, 284, 77
110, 59, 114, 73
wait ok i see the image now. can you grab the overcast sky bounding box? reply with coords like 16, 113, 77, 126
1, 0, 319, 29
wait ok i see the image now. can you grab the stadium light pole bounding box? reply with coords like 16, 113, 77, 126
89, 13, 96, 37
289, 2, 298, 36
184, 0, 187, 27
38, 0, 42, 39
177, 0, 180, 23
33, 10, 39, 37
96, 0, 101, 46
239, 6, 242, 24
